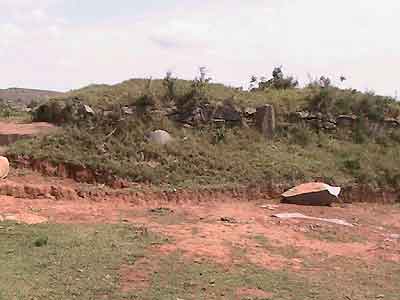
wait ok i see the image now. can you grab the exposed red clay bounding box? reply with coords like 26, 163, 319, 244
120, 254, 159, 293
0, 121, 57, 136
236, 288, 273, 299
2, 212, 48, 224
0, 173, 399, 275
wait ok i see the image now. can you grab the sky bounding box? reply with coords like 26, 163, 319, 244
0, 0, 399, 96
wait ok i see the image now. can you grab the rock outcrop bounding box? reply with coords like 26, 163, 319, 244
255, 104, 276, 139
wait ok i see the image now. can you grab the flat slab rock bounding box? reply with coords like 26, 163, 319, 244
272, 212, 353, 227
281, 182, 341, 206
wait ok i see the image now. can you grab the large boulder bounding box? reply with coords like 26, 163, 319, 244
281, 182, 341, 206
175, 104, 213, 126
383, 118, 400, 129
0, 156, 9, 179
213, 101, 242, 122
146, 130, 173, 145
336, 115, 357, 127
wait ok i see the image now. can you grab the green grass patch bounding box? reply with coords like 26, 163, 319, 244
251, 235, 300, 259
0, 222, 162, 300
304, 228, 366, 244
0, 222, 399, 299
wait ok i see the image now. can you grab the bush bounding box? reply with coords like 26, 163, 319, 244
212, 126, 226, 144
33, 101, 64, 123
176, 67, 211, 111
254, 67, 298, 91
306, 87, 335, 114
342, 158, 361, 174
287, 125, 316, 147
162, 71, 177, 103
34, 236, 48, 247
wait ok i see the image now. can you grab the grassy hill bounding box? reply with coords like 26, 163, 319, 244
7, 73, 400, 190
0, 88, 63, 107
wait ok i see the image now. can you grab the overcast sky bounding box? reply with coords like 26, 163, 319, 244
1, 0, 399, 96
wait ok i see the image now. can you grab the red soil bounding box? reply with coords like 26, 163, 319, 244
0, 171, 399, 291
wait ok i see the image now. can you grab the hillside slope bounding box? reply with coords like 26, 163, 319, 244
0, 88, 63, 107
7, 75, 400, 190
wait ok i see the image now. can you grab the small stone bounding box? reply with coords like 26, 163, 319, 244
220, 217, 237, 224
146, 130, 173, 145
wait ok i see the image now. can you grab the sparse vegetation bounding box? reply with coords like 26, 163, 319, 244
251, 67, 299, 91
1, 221, 399, 300
0, 99, 31, 120
5, 68, 400, 189
0, 222, 162, 300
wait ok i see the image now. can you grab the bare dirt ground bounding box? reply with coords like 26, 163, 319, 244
1, 170, 400, 299
0, 121, 57, 135
1, 191, 399, 265
0, 120, 57, 148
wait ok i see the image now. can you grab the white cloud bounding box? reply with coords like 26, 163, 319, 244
0, 0, 399, 95
0, 23, 24, 47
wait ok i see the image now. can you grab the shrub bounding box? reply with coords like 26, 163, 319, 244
135, 78, 161, 110
287, 125, 315, 147
34, 236, 48, 247
33, 100, 64, 123
162, 71, 177, 103
212, 126, 226, 144
255, 67, 298, 90
176, 67, 212, 111
306, 87, 335, 114
342, 158, 361, 174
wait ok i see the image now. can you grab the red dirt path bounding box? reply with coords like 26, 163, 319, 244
0, 121, 57, 135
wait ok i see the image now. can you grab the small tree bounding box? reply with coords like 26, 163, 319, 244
255, 67, 298, 90
177, 67, 212, 111
136, 77, 159, 108
162, 71, 177, 103
319, 76, 331, 88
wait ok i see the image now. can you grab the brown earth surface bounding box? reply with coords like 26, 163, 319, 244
0, 170, 399, 294
0, 121, 58, 147
0, 121, 57, 135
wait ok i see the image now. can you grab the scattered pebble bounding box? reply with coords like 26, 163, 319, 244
220, 217, 237, 224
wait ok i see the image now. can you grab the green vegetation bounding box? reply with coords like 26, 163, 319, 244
0, 99, 31, 121
0, 222, 161, 300
7, 69, 400, 189
1, 222, 398, 300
